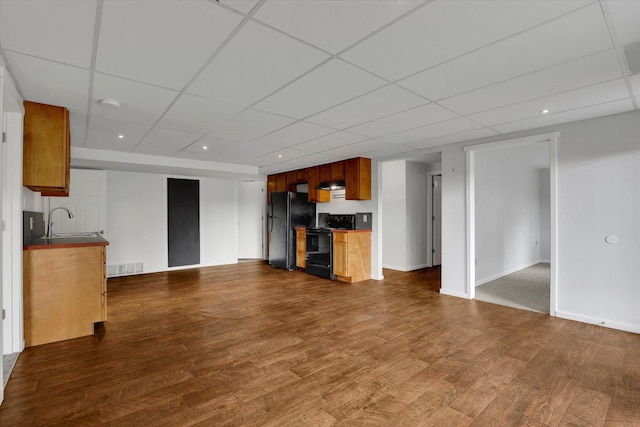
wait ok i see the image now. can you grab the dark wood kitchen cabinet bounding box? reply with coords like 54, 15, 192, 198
345, 157, 371, 200
331, 161, 345, 181
318, 163, 331, 183
307, 166, 330, 203
23, 101, 70, 195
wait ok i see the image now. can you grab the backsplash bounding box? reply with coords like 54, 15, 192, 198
23, 211, 45, 241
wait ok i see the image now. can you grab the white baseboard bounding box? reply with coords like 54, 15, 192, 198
476, 259, 548, 286
382, 263, 430, 272
555, 310, 640, 334
439, 288, 470, 299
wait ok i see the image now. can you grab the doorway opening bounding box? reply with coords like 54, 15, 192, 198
465, 133, 558, 315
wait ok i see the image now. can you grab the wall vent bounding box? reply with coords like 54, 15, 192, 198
107, 262, 144, 277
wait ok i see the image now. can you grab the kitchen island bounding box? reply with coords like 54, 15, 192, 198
23, 234, 109, 347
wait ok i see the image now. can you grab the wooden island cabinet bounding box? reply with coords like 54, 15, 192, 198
295, 227, 306, 269
23, 241, 108, 347
332, 230, 371, 283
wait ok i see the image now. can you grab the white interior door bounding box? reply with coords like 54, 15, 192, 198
432, 175, 442, 266
237, 181, 265, 259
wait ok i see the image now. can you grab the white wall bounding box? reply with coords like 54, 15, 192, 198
436, 109, 640, 333
237, 181, 265, 259
381, 160, 407, 270
474, 145, 547, 284
106, 171, 241, 275
381, 160, 430, 271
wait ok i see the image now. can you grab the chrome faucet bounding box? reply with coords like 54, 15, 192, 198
46, 207, 74, 238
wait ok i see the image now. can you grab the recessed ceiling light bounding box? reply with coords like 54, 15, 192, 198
99, 98, 121, 109
278, 154, 283, 158
117, 134, 124, 139
202, 146, 208, 150
541, 109, 550, 114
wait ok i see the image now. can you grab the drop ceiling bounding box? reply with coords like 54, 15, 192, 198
1, 0, 639, 177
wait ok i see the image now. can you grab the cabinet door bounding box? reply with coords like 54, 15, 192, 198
307, 166, 330, 203
101, 247, 107, 321
23, 101, 70, 193
331, 161, 345, 181
319, 164, 331, 183
267, 175, 276, 203
345, 157, 371, 200
296, 229, 306, 268
274, 173, 287, 192
333, 241, 348, 277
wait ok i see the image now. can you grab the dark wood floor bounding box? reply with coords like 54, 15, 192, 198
1, 262, 639, 426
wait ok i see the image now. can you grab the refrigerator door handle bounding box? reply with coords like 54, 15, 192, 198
268, 203, 273, 233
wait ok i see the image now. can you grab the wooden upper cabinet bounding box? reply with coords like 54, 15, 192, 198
267, 175, 277, 203
307, 166, 330, 203
331, 161, 345, 181
318, 164, 331, 183
295, 169, 308, 183
274, 173, 287, 193
23, 101, 70, 195
345, 157, 371, 200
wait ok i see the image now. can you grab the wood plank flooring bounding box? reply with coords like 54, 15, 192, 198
1, 262, 638, 426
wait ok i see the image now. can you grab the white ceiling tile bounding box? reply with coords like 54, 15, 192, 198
631, 74, 640, 96
69, 114, 87, 147
292, 131, 368, 153
96, 1, 242, 89
306, 85, 428, 129
86, 116, 150, 151
492, 99, 634, 134
348, 103, 460, 138
398, 4, 612, 101
253, 0, 422, 54
0, 0, 96, 68
188, 21, 329, 107
207, 109, 295, 142
325, 139, 390, 158
379, 117, 483, 145
440, 49, 623, 115
277, 153, 342, 168
250, 121, 335, 148
254, 59, 387, 119
407, 128, 500, 150
218, 0, 260, 15
361, 145, 417, 159
135, 128, 201, 156
158, 94, 244, 133
5, 52, 90, 115
245, 147, 310, 166
342, 0, 591, 81
469, 79, 630, 127
92, 73, 178, 125
209, 142, 280, 162
181, 134, 237, 154
608, 0, 640, 44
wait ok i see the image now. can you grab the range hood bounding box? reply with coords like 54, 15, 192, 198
316, 179, 346, 190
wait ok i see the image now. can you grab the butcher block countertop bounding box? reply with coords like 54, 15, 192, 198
24, 234, 109, 250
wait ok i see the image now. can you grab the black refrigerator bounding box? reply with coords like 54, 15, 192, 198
268, 191, 316, 270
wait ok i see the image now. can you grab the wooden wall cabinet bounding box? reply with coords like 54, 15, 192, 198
23, 101, 70, 195
296, 228, 306, 269
266, 157, 370, 203
307, 166, 330, 203
332, 230, 371, 283
23, 245, 107, 347
345, 157, 371, 200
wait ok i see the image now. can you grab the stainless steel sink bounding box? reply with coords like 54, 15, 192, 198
41, 232, 100, 239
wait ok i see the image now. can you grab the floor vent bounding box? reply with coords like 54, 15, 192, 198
107, 262, 143, 277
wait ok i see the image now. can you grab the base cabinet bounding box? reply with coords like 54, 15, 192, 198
332, 231, 371, 283
296, 228, 306, 269
23, 245, 107, 347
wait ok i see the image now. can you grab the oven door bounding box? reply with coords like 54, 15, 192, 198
305, 230, 334, 280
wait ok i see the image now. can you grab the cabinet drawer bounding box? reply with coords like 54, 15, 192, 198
332, 232, 348, 243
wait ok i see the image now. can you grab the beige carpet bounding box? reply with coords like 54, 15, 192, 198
475, 263, 550, 314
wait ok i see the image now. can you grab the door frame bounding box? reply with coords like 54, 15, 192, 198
464, 132, 558, 315
426, 171, 442, 268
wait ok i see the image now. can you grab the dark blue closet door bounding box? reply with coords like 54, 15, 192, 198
167, 178, 200, 267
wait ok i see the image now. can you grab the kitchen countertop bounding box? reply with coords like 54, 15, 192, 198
24, 235, 109, 250
296, 227, 371, 233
